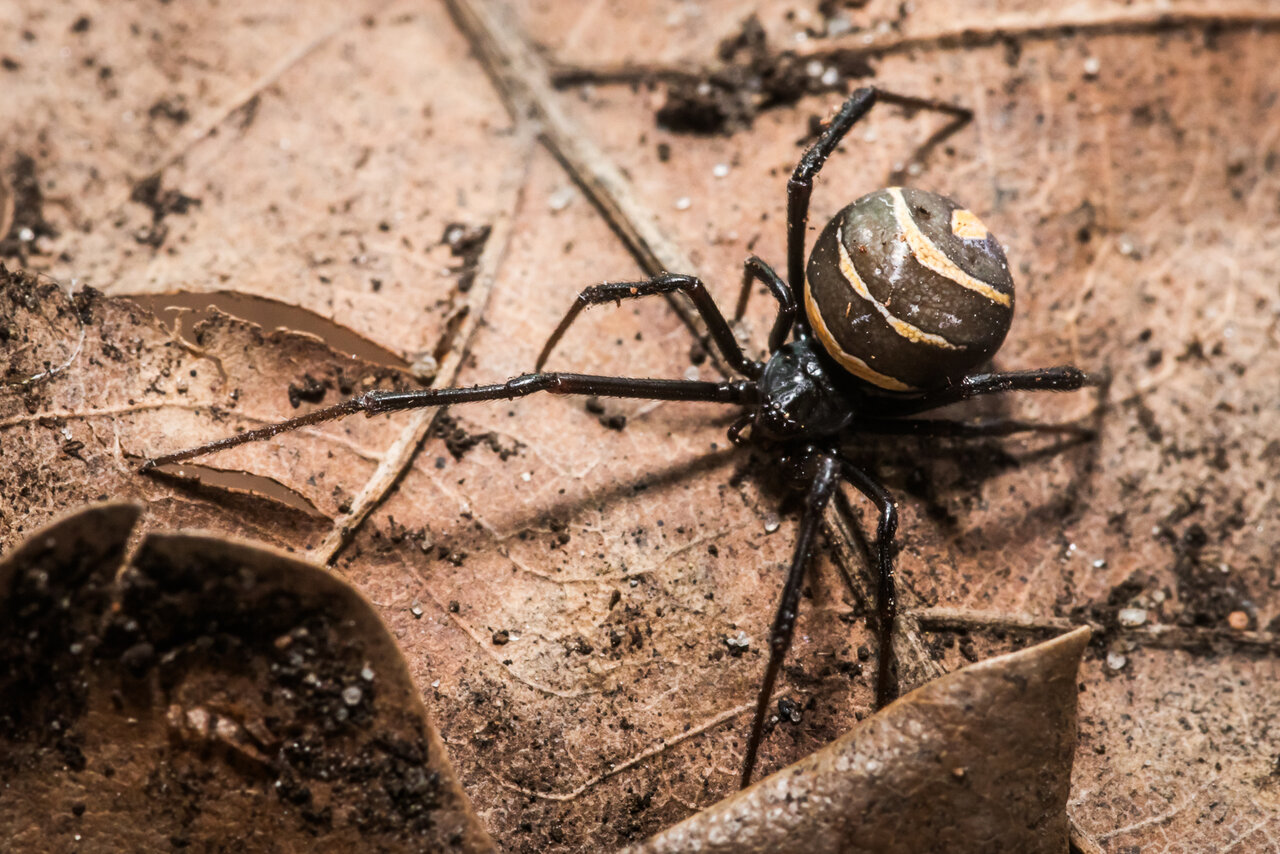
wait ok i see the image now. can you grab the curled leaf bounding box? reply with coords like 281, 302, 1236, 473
627, 627, 1090, 854
0, 503, 494, 852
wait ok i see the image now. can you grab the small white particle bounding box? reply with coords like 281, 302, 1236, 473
684, 366, 700, 381
1083, 56, 1101, 77
410, 353, 438, 382
521, 472, 532, 482
763, 513, 781, 534
820, 66, 839, 87
548, 185, 575, 212
712, 162, 730, 178
1092, 558, 1107, 569
431, 679, 441, 688
674, 196, 691, 211
805, 59, 824, 78
1117, 608, 1148, 627
410, 602, 424, 618
1105, 651, 1127, 671
18, 227, 35, 242
360, 666, 375, 681
342, 685, 363, 706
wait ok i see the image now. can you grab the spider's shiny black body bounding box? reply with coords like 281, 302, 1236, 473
142, 86, 1092, 790
753, 340, 858, 442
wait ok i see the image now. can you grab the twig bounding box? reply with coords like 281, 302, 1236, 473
313, 135, 534, 562
913, 606, 1280, 653
488, 700, 754, 802
549, 6, 1280, 90
442, 0, 726, 374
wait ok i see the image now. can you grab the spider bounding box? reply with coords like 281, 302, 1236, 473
142, 87, 1093, 789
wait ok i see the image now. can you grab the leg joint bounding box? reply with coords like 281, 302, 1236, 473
506, 373, 555, 395
879, 500, 898, 540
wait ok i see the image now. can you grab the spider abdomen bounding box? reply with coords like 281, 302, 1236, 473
804, 187, 1015, 392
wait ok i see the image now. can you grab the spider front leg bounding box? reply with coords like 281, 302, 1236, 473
141, 372, 756, 470
535, 273, 761, 377
740, 452, 840, 788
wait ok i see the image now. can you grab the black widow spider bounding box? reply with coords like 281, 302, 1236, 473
142, 87, 1092, 789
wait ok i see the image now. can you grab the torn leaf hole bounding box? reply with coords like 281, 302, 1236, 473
147, 461, 327, 518
125, 291, 411, 371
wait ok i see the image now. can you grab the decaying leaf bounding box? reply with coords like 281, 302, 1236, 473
2, 1, 1279, 851
628, 627, 1089, 854
0, 504, 494, 852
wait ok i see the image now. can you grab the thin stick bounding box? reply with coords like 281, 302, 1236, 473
442, 0, 729, 377
314, 136, 533, 563
913, 606, 1280, 653
548, 7, 1280, 89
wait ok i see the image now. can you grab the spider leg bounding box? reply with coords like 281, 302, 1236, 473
726, 412, 753, 446
787, 87, 972, 324
733, 256, 796, 355
740, 452, 840, 788
874, 366, 1090, 416
535, 273, 760, 377
838, 458, 900, 710
852, 416, 1095, 440
141, 373, 756, 470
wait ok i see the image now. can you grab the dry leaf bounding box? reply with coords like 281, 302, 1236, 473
628, 626, 1090, 854
0, 503, 493, 852
2, 1, 1278, 851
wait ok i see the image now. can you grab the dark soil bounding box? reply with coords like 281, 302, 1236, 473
0, 505, 481, 852
0, 154, 59, 263
655, 15, 874, 135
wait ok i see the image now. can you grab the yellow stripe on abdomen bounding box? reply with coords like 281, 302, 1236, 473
888, 187, 1012, 308
804, 277, 916, 392
836, 224, 961, 351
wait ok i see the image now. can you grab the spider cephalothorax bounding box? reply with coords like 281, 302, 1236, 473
143, 87, 1091, 789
